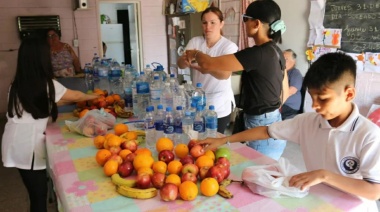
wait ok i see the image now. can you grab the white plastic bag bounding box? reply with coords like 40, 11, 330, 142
65, 109, 116, 137
242, 158, 309, 198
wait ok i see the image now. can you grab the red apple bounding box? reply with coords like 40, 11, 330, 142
160, 183, 178, 201
190, 144, 204, 158
98, 100, 107, 109
109, 155, 123, 165
151, 172, 166, 189
125, 152, 136, 162
158, 150, 175, 164
136, 173, 151, 189
120, 140, 137, 152
207, 165, 225, 183
118, 161, 134, 177
181, 172, 198, 183
215, 164, 230, 180
199, 166, 211, 180
215, 157, 230, 168
180, 155, 194, 165
109, 146, 121, 155
103, 90, 109, 97
188, 139, 197, 150
90, 105, 97, 110
181, 163, 199, 176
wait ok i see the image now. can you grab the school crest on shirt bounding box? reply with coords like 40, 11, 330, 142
340, 156, 360, 174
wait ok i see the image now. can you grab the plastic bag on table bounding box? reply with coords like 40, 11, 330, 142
242, 157, 309, 198
65, 108, 116, 137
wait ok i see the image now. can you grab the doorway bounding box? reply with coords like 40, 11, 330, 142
96, 0, 142, 71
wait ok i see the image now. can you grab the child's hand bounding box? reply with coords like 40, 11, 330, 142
288, 169, 327, 191
197, 137, 225, 152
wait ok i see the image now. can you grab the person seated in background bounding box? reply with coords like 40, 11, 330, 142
46, 29, 82, 77
281, 49, 303, 120
199, 52, 380, 208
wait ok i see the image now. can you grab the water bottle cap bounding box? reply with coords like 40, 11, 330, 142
140, 71, 145, 75
170, 73, 175, 78
146, 64, 150, 68
157, 104, 163, 109
191, 102, 196, 107
176, 106, 182, 110
166, 107, 172, 112
146, 107, 151, 112
209, 105, 215, 110
196, 105, 203, 111
149, 105, 155, 111
154, 76, 159, 80
185, 111, 191, 116
196, 83, 202, 88
155, 65, 164, 71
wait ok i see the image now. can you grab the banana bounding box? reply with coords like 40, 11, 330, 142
134, 130, 145, 136
114, 104, 134, 118
116, 185, 157, 199
220, 179, 232, 187
111, 174, 137, 187
218, 185, 234, 199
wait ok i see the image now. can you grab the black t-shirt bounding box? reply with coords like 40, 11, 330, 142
234, 41, 285, 115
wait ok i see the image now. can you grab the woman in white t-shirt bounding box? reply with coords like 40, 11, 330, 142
178, 6, 238, 134
1, 37, 98, 212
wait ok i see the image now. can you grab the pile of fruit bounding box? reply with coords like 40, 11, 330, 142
74, 88, 133, 118
93, 123, 238, 201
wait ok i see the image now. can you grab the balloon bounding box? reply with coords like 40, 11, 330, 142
368, 108, 380, 127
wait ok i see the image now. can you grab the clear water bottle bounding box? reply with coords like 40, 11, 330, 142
150, 74, 163, 109
193, 105, 205, 140
84, 63, 94, 91
144, 106, 156, 153
136, 71, 151, 120
174, 85, 188, 110
143, 64, 153, 80
169, 77, 179, 94
95, 59, 110, 92
160, 82, 173, 111
109, 59, 123, 95
205, 105, 218, 138
173, 106, 184, 144
163, 106, 175, 141
91, 53, 99, 65
93, 59, 100, 85
188, 102, 197, 120
154, 104, 165, 141
184, 80, 195, 97
182, 111, 193, 142
151, 64, 167, 83
192, 83, 206, 110
120, 62, 126, 78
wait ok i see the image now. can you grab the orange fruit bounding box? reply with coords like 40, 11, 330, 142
95, 149, 112, 166
152, 161, 167, 174
93, 135, 106, 149
167, 160, 183, 175
118, 149, 132, 161
195, 155, 214, 169
134, 148, 152, 156
76, 101, 87, 108
103, 159, 119, 176
121, 131, 138, 141
133, 154, 154, 170
105, 95, 115, 105
79, 109, 89, 118
107, 135, 123, 148
94, 89, 105, 96
112, 94, 121, 102
200, 178, 219, 197
114, 123, 129, 136
179, 181, 198, 201
137, 167, 154, 177
156, 137, 174, 152
174, 144, 189, 159
204, 150, 215, 162
105, 133, 116, 140
165, 174, 181, 187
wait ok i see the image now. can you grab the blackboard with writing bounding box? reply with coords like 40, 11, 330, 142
323, 0, 380, 53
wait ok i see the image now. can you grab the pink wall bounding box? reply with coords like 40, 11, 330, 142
0, 0, 167, 114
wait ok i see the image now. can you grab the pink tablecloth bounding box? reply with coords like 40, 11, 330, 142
46, 113, 373, 212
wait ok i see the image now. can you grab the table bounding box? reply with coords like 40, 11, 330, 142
46, 113, 373, 212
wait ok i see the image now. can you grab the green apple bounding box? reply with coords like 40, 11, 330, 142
86, 90, 93, 94
215, 147, 231, 160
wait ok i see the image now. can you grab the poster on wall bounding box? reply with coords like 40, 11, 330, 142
364, 52, 380, 73
314, 28, 342, 48
345, 52, 365, 73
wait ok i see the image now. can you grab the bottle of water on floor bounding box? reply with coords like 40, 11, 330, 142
163, 106, 175, 142
193, 105, 205, 140
154, 104, 165, 141
205, 105, 218, 138
192, 83, 206, 110
144, 106, 156, 153
173, 106, 184, 144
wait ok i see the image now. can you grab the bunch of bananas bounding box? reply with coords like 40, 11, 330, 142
113, 102, 133, 118
111, 174, 157, 199
218, 178, 242, 199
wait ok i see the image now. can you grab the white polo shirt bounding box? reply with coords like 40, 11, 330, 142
186, 36, 238, 118
2, 80, 67, 170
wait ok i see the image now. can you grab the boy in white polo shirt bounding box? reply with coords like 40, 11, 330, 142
199, 52, 380, 204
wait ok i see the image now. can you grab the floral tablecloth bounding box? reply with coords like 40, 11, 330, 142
46, 113, 372, 212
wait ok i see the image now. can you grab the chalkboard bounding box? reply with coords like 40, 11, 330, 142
323, 0, 380, 53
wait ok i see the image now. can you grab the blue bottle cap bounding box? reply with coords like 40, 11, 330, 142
176, 106, 182, 110
209, 105, 215, 110
196, 105, 203, 111
166, 107, 172, 112
191, 102, 196, 108
157, 104, 163, 109
149, 105, 155, 111
196, 82, 202, 88
170, 73, 175, 78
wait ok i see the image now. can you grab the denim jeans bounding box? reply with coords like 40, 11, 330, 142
244, 109, 286, 160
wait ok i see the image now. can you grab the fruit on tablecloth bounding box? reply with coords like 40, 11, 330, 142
93, 135, 106, 149
107, 135, 123, 148
79, 109, 89, 118
180, 155, 194, 165
120, 131, 137, 141
116, 185, 157, 199
114, 123, 129, 136
190, 145, 205, 158
167, 160, 183, 175
152, 161, 167, 174
187, 139, 197, 150
158, 150, 175, 164
151, 172, 166, 189
199, 166, 211, 180
174, 144, 189, 159
109, 146, 122, 155
125, 153, 136, 162
160, 183, 178, 201
111, 173, 136, 187
118, 161, 134, 177
181, 172, 197, 183
156, 137, 174, 152
215, 147, 231, 160
120, 139, 138, 152
136, 173, 152, 189
200, 178, 219, 197
113, 101, 134, 118
215, 157, 230, 168
109, 155, 123, 165
165, 174, 181, 187
218, 179, 234, 199
179, 181, 198, 201
118, 149, 132, 161
105, 95, 115, 105
133, 154, 154, 170
207, 164, 228, 183
96, 149, 112, 166
204, 150, 215, 161
195, 155, 214, 169
137, 167, 154, 177
181, 163, 199, 176
134, 148, 152, 156
104, 160, 119, 176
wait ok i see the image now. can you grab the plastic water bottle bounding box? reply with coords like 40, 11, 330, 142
173, 106, 184, 144
143, 64, 153, 80
93, 59, 100, 86
154, 104, 165, 141
174, 85, 188, 109
163, 106, 175, 141
184, 81, 195, 97
84, 63, 94, 91
150, 74, 163, 109
192, 83, 206, 110
136, 71, 151, 119
109, 59, 123, 95
120, 62, 126, 78
160, 82, 173, 111
91, 53, 99, 65
151, 64, 167, 83
205, 105, 218, 138
193, 105, 205, 140
95, 59, 110, 92
144, 106, 156, 153
189, 102, 197, 120
182, 111, 193, 142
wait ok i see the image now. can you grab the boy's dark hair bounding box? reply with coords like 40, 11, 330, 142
303, 52, 356, 90
8, 37, 58, 121
246, 0, 282, 43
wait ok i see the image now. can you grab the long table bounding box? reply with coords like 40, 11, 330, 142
46, 113, 373, 211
